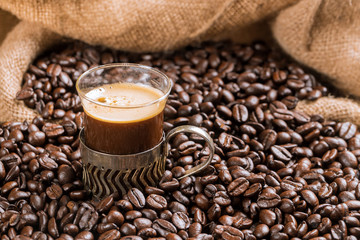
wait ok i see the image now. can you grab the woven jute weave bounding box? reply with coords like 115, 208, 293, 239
1, 0, 359, 124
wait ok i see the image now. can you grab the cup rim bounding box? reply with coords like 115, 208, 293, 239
76, 63, 172, 109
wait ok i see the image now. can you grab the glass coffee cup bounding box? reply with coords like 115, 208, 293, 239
76, 63, 214, 199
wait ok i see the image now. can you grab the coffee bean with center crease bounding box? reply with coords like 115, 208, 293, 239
232, 104, 248, 123
257, 192, 281, 208
42, 123, 65, 138
152, 219, 177, 237
146, 194, 167, 210
338, 122, 357, 140
48, 217, 59, 238
38, 154, 58, 170
227, 177, 249, 196
172, 212, 190, 230
127, 188, 145, 209
98, 229, 121, 240
214, 191, 231, 206
271, 145, 292, 162
214, 225, 244, 239
96, 195, 114, 213
46, 184, 63, 200
259, 129, 277, 150
16, 87, 34, 100
207, 203, 221, 221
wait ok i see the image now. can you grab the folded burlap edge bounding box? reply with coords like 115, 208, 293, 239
0, 9, 19, 45
0, 21, 62, 123
2, 22, 360, 127
296, 97, 360, 126
2, 12, 360, 127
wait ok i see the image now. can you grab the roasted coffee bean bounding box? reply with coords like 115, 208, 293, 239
58, 164, 76, 185
1, 181, 18, 195
141, 209, 157, 221
8, 188, 30, 201
128, 188, 146, 209
254, 223, 270, 238
271, 145, 292, 162
260, 129, 277, 150
259, 209, 276, 226
120, 223, 136, 236
301, 190, 319, 207
98, 229, 121, 240
64, 223, 80, 236
125, 210, 142, 221
207, 203, 221, 221
30, 194, 45, 211
74, 231, 94, 240
106, 210, 124, 226
214, 191, 231, 206
115, 199, 133, 212
46, 184, 63, 200
227, 177, 249, 196
171, 212, 190, 230
214, 225, 244, 239
160, 209, 173, 221
28, 131, 46, 146
281, 179, 303, 192
96, 195, 114, 213
38, 155, 58, 170
338, 150, 358, 168
146, 194, 167, 210
232, 104, 248, 123
48, 217, 59, 238
257, 192, 281, 208
152, 219, 177, 237
133, 218, 152, 230
338, 122, 357, 140
16, 87, 34, 100
189, 222, 202, 237
42, 123, 65, 137
137, 228, 157, 238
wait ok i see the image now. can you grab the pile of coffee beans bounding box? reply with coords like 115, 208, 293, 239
2, 41, 359, 239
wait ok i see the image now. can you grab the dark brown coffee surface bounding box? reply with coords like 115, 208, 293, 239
82, 83, 165, 154
84, 110, 163, 154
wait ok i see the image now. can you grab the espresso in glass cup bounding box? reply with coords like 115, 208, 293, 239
76, 63, 170, 155
76, 63, 214, 199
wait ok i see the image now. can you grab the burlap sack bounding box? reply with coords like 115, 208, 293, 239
1, 0, 360, 124
297, 97, 360, 126
0, 21, 61, 122
0, 0, 296, 122
0, 10, 18, 44
272, 0, 360, 121
0, 0, 295, 52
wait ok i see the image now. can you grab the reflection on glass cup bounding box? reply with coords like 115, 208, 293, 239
77, 63, 214, 199
77, 63, 171, 155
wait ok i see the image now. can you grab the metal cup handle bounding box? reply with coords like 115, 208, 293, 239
164, 125, 214, 180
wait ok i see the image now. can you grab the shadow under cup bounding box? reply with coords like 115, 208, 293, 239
76, 64, 214, 199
